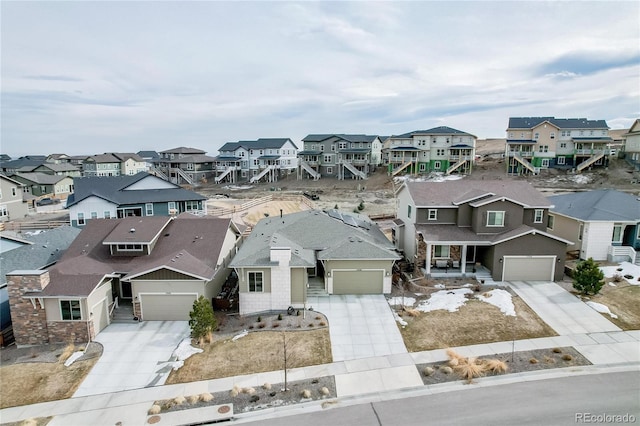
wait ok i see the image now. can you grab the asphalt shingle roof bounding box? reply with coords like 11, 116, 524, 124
548, 189, 640, 222
302, 134, 378, 143
219, 138, 298, 151
394, 126, 476, 138
12, 172, 69, 185
508, 117, 609, 129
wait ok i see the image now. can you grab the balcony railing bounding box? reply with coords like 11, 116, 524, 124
575, 149, 607, 155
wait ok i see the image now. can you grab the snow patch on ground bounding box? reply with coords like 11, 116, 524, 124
392, 310, 408, 327
168, 338, 204, 371
476, 289, 516, 316
434, 284, 446, 289
232, 330, 249, 341
600, 262, 640, 284
393, 173, 463, 185
387, 296, 416, 307
586, 301, 618, 319
64, 351, 85, 367
415, 288, 473, 313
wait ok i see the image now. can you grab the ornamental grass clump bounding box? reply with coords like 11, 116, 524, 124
454, 357, 484, 383
482, 359, 508, 374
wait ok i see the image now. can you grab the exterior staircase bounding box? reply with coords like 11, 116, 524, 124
171, 168, 195, 185
250, 165, 275, 183
446, 159, 467, 175
342, 161, 367, 180
110, 299, 138, 323
149, 166, 168, 180
307, 277, 328, 296
391, 161, 414, 176
513, 154, 537, 174
215, 166, 237, 183
300, 160, 321, 180
635, 251, 640, 266
576, 153, 605, 172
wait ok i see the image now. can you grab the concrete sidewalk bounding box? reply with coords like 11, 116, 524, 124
505, 281, 622, 335
2, 330, 638, 426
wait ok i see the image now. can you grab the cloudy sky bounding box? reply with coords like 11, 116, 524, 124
2, 1, 639, 157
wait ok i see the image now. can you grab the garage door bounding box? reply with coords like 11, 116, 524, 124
333, 270, 383, 295
91, 298, 109, 334
502, 256, 555, 281
140, 294, 197, 321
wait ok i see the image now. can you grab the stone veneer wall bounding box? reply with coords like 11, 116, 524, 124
415, 235, 426, 277
47, 320, 92, 344
133, 301, 142, 320
7, 271, 50, 346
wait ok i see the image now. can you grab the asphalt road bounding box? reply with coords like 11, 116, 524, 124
240, 372, 640, 426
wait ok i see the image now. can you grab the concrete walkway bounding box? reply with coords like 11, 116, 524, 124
74, 321, 190, 397
1, 330, 638, 426
505, 281, 622, 335
307, 294, 408, 361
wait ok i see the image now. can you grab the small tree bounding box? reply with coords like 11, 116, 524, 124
572, 257, 604, 295
189, 295, 217, 345
357, 201, 365, 211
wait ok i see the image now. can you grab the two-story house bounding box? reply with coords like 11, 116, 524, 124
0, 175, 28, 221
65, 172, 206, 227
33, 162, 82, 177
384, 127, 477, 176
214, 138, 298, 184
83, 153, 148, 177
297, 134, 382, 180
623, 119, 640, 170
394, 180, 571, 281
505, 117, 611, 175
156, 147, 216, 186
10, 173, 74, 200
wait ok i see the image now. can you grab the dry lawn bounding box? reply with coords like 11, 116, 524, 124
242, 200, 310, 225
399, 297, 557, 352
586, 282, 640, 330
0, 358, 98, 409
166, 329, 332, 385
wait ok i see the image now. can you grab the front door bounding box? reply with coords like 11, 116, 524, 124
120, 281, 132, 299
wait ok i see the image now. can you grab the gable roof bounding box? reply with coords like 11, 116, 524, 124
548, 189, 640, 222
0, 174, 25, 186
219, 138, 298, 152
160, 147, 207, 155
35, 163, 80, 173
66, 172, 205, 207
230, 210, 399, 267
29, 215, 234, 297
12, 172, 70, 185
404, 180, 551, 209
394, 126, 476, 138
137, 150, 160, 160
508, 117, 609, 130
302, 134, 378, 143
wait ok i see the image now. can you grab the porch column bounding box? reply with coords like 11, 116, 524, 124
425, 243, 432, 276
461, 245, 467, 275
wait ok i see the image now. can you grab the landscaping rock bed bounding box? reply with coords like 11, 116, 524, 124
417, 346, 591, 386
152, 376, 336, 415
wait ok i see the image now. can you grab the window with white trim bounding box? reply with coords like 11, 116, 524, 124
434, 245, 450, 258
534, 209, 544, 223
434, 161, 441, 169
248, 271, 263, 292
557, 157, 566, 165
327, 167, 333, 174
428, 209, 437, 221
90, 211, 97, 219
104, 211, 111, 219
612, 225, 622, 243
145, 203, 153, 216
78, 213, 85, 225
547, 214, 554, 230
60, 300, 81, 321
579, 223, 584, 241
407, 205, 412, 218
0, 205, 7, 218
487, 211, 505, 227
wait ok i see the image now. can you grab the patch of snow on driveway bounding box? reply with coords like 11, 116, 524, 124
415, 288, 472, 313
476, 289, 516, 316
586, 301, 618, 319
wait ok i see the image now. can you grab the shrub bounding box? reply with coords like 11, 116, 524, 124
543, 356, 555, 364
423, 366, 435, 376
272, 322, 280, 328
529, 358, 538, 364
174, 396, 186, 405
562, 354, 573, 361
334, 204, 339, 209
448, 358, 459, 367
263, 383, 272, 390
482, 359, 508, 374
278, 313, 283, 321
454, 357, 485, 383
439, 366, 453, 374
445, 348, 464, 363
404, 308, 420, 317
357, 201, 364, 211
318, 321, 326, 326
187, 395, 200, 404
189, 295, 217, 345
320, 387, 330, 396
148, 405, 161, 415
250, 395, 260, 403
257, 316, 262, 322
200, 393, 214, 402
612, 273, 623, 283
552, 347, 562, 353
258, 322, 266, 329
315, 315, 322, 320
572, 258, 605, 295
296, 310, 300, 316
243, 387, 256, 395
301, 389, 311, 398
308, 323, 314, 327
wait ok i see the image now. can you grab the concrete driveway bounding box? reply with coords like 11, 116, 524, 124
307, 294, 407, 362
506, 281, 622, 335
74, 321, 190, 397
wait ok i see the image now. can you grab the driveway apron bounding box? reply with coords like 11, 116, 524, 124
308, 294, 407, 361
74, 321, 190, 397
506, 281, 622, 335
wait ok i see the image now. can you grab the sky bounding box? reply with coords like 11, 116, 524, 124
2, 1, 639, 158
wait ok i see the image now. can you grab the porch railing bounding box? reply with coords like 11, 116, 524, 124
607, 245, 636, 262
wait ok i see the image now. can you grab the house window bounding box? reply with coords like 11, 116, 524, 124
612, 225, 622, 243
534, 133, 539, 140
419, 163, 426, 172
146, 203, 154, 216
539, 145, 548, 152
436, 149, 445, 156
11, 187, 17, 196
407, 205, 412, 218
534, 209, 544, 223
185, 201, 199, 211
434, 161, 441, 170
168, 202, 176, 213
90, 211, 97, 219
557, 157, 566, 165
487, 211, 505, 227
0, 205, 7, 218
320, 145, 324, 151
117, 244, 143, 251
434, 245, 450, 258
327, 167, 333, 174
541, 159, 550, 168
104, 211, 111, 219
428, 209, 437, 221
78, 213, 85, 226
550, 132, 555, 139
579, 223, 584, 241
547, 214, 554, 230
186, 163, 194, 170
323, 155, 332, 163
60, 300, 82, 321
248, 272, 263, 292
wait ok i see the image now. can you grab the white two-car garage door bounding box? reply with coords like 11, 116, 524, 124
140, 294, 197, 321
332, 270, 383, 294
502, 256, 556, 281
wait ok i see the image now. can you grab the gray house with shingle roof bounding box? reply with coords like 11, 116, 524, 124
230, 210, 400, 315
395, 180, 572, 281
11, 172, 74, 199
66, 172, 206, 227
547, 189, 640, 262
383, 126, 477, 177
505, 116, 611, 175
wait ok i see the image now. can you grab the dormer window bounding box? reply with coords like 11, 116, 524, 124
487, 211, 505, 227
428, 209, 437, 221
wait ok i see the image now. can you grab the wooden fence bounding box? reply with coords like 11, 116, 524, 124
208, 194, 316, 217
1, 220, 70, 232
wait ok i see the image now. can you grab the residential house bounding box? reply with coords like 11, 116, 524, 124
230, 210, 400, 315
10, 173, 74, 200
0, 155, 11, 162
546, 189, 640, 263
214, 139, 299, 184
394, 180, 571, 282
0, 226, 82, 345
83, 153, 148, 177
0, 156, 46, 175
384, 127, 477, 176
33, 162, 82, 177
505, 117, 611, 175
156, 147, 216, 186
623, 119, 640, 170
297, 134, 382, 180
7, 214, 242, 346
46, 154, 71, 164
0, 175, 28, 221
66, 172, 207, 227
